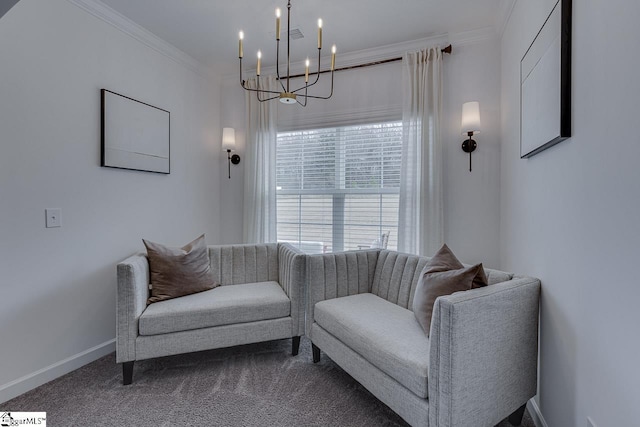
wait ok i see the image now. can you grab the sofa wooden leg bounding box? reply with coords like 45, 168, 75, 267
292, 336, 301, 356
312, 343, 321, 363
508, 403, 527, 426
122, 361, 134, 385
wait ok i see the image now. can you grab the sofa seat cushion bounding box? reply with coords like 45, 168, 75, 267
313, 293, 430, 398
139, 281, 290, 336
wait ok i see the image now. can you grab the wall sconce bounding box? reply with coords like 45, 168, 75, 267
461, 101, 481, 172
222, 127, 241, 179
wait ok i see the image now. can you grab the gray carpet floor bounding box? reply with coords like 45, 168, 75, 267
3, 337, 535, 427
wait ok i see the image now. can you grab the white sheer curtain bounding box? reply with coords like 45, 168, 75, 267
397, 47, 444, 256
243, 76, 278, 243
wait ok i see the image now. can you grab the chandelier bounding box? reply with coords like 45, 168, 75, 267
238, 0, 336, 106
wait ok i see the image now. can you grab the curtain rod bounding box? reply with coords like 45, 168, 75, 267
286, 44, 452, 79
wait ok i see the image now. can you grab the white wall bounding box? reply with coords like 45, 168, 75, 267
0, 0, 222, 402
221, 35, 502, 268
219, 75, 246, 245
443, 39, 502, 268
500, 1, 640, 426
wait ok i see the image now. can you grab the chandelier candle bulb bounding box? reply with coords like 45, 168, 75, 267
331, 45, 336, 70
305, 58, 310, 82
256, 50, 261, 76
276, 8, 281, 40
238, 31, 244, 58
317, 18, 323, 49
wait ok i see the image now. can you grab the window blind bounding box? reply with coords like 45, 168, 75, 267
276, 122, 402, 253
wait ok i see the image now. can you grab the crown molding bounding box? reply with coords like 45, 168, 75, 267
320, 33, 450, 71
66, 0, 217, 80
0, 0, 20, 20
449, 27, 497, 46
223, 26, 497, 83
496, 0, 517, 38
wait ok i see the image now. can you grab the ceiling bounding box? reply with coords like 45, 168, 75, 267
99, 0, 504, 74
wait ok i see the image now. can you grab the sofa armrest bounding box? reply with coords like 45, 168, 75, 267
116, 253, 149, 363
278, 243, 306, 337
306, 250, 380, 335
428, 277, 540, 427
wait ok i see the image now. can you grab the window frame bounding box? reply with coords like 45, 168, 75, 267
276, 118, 403, 253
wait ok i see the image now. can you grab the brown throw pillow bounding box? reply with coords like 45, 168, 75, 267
143, 234, 218, 304
412, 244, 488, 336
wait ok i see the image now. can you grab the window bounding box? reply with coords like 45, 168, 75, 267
276, 121, 402, 253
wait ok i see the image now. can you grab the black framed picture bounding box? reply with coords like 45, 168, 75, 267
520, 0, 572, 158
101, 89, 171, 174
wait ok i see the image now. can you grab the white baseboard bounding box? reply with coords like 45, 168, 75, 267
528, 398, 549, 427
0, 339, 115, 404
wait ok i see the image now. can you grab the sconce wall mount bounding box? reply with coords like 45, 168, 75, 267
461, 101, 481, 172
461, 131, 477, 171
222, 127, 241, 179
230, 153, 241, 165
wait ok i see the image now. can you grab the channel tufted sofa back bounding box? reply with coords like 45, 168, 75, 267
371, 251, 431, 309
208, 243, 279, 285
306, 248, 516, 336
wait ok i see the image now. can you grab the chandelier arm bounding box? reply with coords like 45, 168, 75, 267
239, 54, 281, 95
296, 84, 308, 107
275, 40, 287, 92
302, 94, 332, 100
286, 0, 292, 93
300, 70, 334, 100
291, 83, 313, 94
240, 82, 281, 95
256, 76, 284, 102
258, 94, 281, 102
309, 48, 323, 86
276, 77, 287, 92
255, 84, 280, 102
291, 49, 323, 94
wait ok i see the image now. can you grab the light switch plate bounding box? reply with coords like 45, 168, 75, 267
45, 208, 61, 228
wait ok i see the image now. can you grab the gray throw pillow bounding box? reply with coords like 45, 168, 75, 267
412, 244, 488, 336
143, 234, 219, 304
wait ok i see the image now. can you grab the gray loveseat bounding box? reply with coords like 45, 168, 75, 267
116, 243, 305, 384
307, 249, 540, 427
